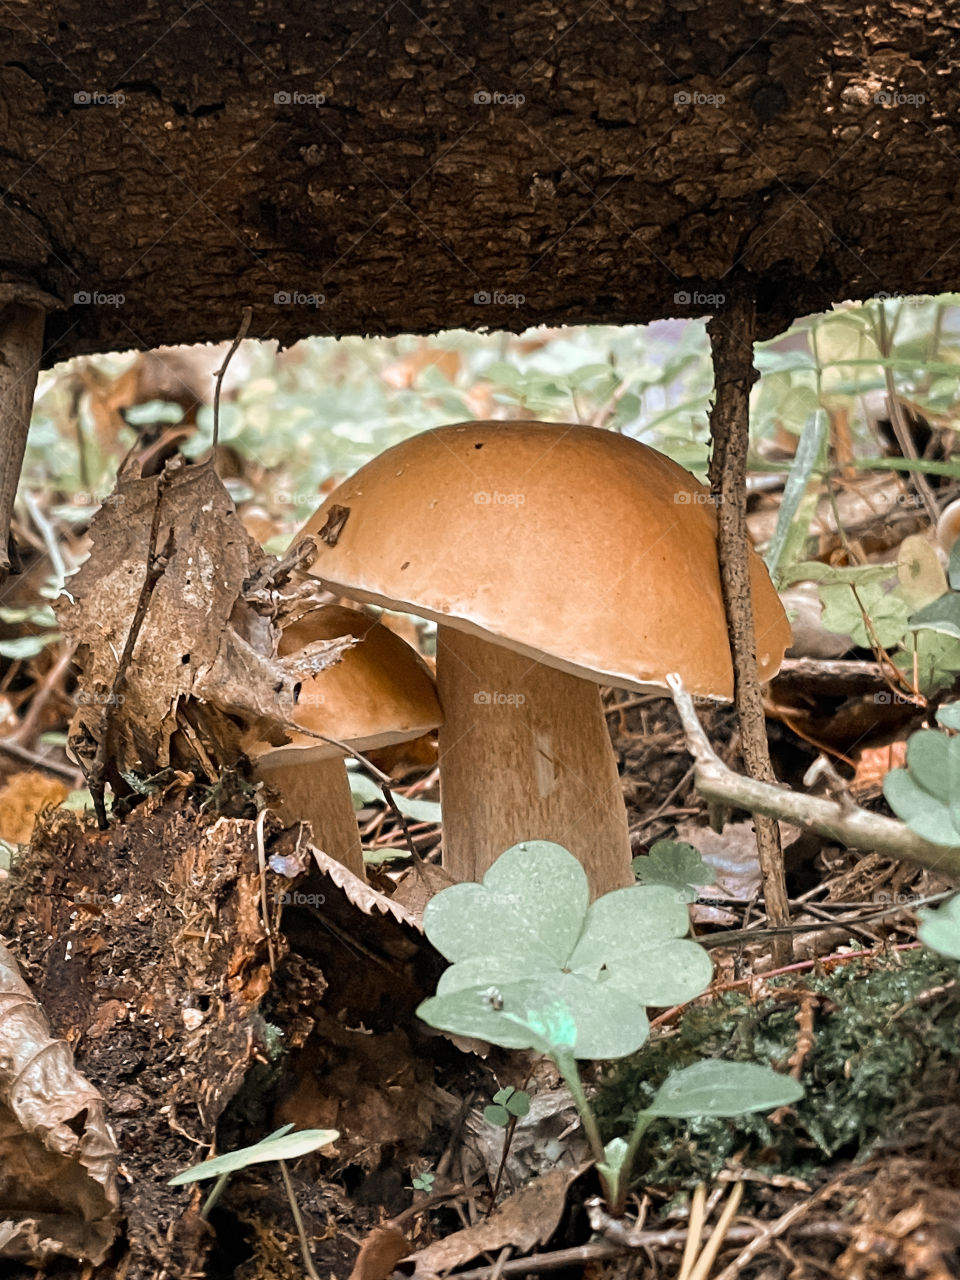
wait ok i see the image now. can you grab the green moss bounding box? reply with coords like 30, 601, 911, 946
593, 948, 960, 1187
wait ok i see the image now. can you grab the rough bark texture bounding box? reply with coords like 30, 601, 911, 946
1, 1, 958, 363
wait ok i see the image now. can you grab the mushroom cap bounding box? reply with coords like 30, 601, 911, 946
297, 421, 792, 699
248, 604, 441, 768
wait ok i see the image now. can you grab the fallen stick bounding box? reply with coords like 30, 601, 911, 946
666, 673, 960, 879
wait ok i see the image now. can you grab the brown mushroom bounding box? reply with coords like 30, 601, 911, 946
296, 421, 791, 897
243, 604, 441, 879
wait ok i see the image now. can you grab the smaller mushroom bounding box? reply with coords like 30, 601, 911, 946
242, 605, 441, 879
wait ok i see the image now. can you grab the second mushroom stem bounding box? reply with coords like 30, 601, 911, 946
258, 756, 366, 880
707, 293, 792, 962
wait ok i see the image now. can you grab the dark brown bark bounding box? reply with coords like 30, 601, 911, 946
0, 2, 957, 363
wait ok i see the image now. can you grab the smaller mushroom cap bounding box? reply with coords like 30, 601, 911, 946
245, 604, 441, 769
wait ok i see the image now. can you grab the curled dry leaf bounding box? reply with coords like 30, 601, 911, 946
309, 844, 420, 930
0, 938, 119, 1264
465, 1088, 588, 1196
389, 860, 457, 923
56, 458, 345, 776
347, 1226, 413, 1280
404, 1164, 590, 1279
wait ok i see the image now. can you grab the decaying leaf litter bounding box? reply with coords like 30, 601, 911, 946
3, 317, 960, 1279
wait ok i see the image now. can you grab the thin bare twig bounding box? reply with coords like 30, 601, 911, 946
0, 736, 81, 781
208, 308, 252, 457
285, 726, 425, 866
875, 306, 939, 526
651, 941, 924, 1030
7, 640, 76, 746
87, 469, 175, 827
255, 808, 277, 972
445, 1220, 849, 1280
695, 891, 948, 949
713, 1180, 834, 1280
21, 488, 68, 585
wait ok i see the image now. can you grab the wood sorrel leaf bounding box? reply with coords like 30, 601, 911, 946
418, 843, 712, 1058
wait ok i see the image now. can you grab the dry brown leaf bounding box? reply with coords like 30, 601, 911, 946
677, 819, 763, 900
405, 1164, 589, 1277
465, 1088, 588, 1196
0, 937, 119, 1264
389, 860, 456, 924
56, 458, 344, 777
853, 740, 908, 791
348, 1225, 412, 1280
58, 459, 247, 770
310, 844, 420, 930
677, 819, 804, 904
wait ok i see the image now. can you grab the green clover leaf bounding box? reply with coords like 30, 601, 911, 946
632, 839, 716, 903
417, 842, 713, 1059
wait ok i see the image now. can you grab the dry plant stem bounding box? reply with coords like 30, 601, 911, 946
0, 301, 46, 583
707, 297, 790, 960
87, 470, 174, 827
22, 487, 68, 584
451, 1219, 848, 1280
8, 640, 75, 745
667, 674, 960, 877
208, 306, 252, 455
436, 625, 633, 896
678, 1185, 707, 1280
712, 1181, 832, 1280
651, 941, 923, 1031
686, 1182, 743, 1280
257, 756, 365, 878
296, 727, 423, 867
278, 1159, 323, 1280
0, 735, 80, 780
777, 657, 884, 680
876, 307, 939, 526
254, 808, 278, 972
584, 1198, 835, 1260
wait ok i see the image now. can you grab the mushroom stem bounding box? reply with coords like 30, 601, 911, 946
258, 756, 366, 879
436, 625, 633, 897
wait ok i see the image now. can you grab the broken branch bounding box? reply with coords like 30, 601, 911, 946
667, 673, 960, 879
